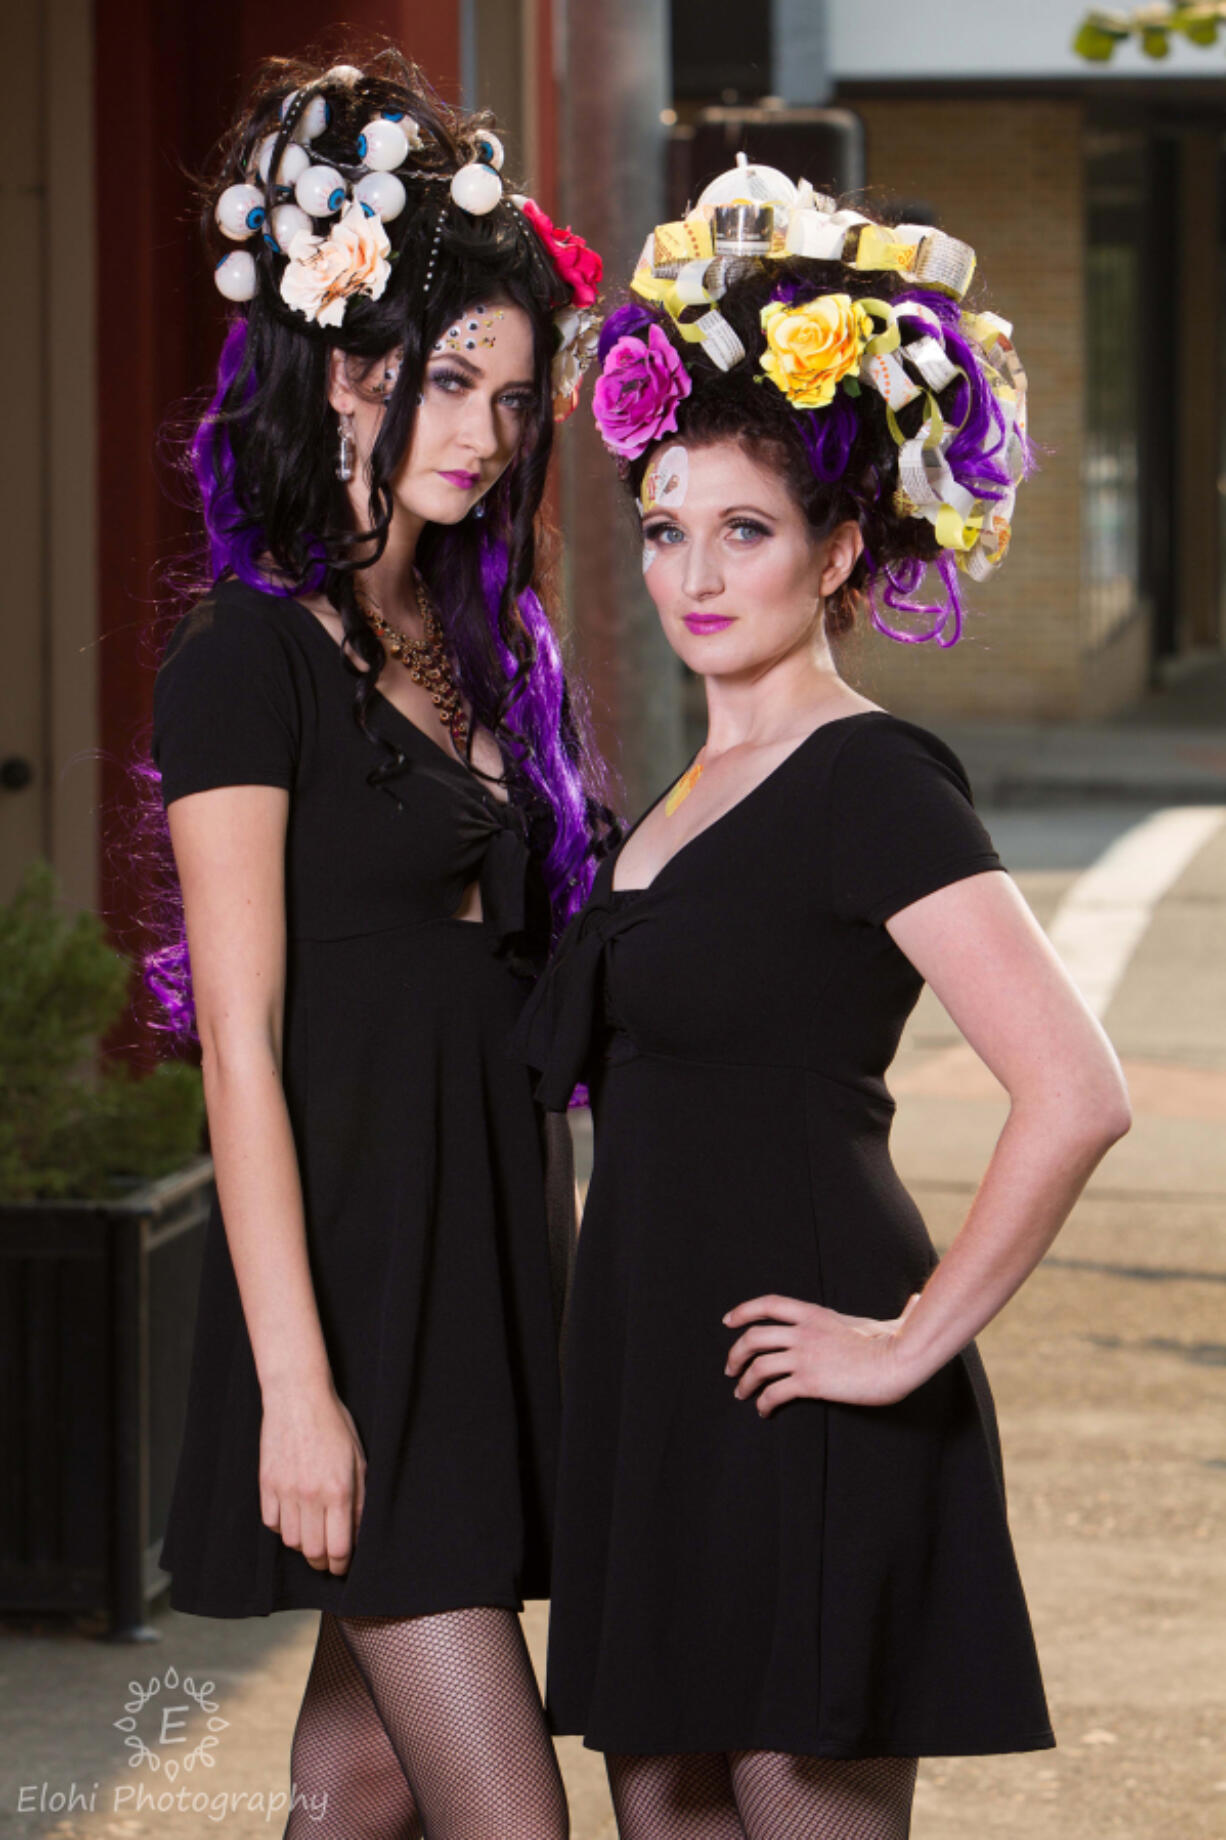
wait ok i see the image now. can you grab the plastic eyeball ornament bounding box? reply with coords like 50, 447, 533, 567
450, 161, 502, 215
255, 133, 309, 188
474, 131, 504, 171
215, 183, 266, 240
295, 165, 348, 217
214, 250, 258, 301
353, 171, 406, 222
266, 202, 313, 252
291, 94, 331, 143
356, 118, 409, 172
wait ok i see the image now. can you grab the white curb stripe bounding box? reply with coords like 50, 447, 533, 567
1045, 806, 1226, 1018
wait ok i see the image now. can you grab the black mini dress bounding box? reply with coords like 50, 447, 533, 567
152, 579, 565, 1618
516, 711, 1054, 1759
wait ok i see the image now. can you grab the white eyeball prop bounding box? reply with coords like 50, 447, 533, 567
295, 165, 347, 216
280, 90, 299, 119
214, 250, 258, 301
325, 63, 364, 85
267, 202, 313, 252
292, 94, 331, 142
450, 161, 502, 215
354, 171, 406, 222
474, 131, 504, 171
357, 118, 409, 172
215, 183, 267, 240
255, 133, 308, 187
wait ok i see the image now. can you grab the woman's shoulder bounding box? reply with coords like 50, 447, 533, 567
159, 577, 313, 675
824, 709, 977, 802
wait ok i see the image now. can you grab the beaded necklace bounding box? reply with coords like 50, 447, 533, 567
355, 568, 470, 756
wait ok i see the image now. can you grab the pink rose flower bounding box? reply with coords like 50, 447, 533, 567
520, 198, 603, 308
592, 324, 693, 460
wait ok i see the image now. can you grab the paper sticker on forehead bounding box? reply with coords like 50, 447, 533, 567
433, 304, 507, 355
639, 444, 689, 517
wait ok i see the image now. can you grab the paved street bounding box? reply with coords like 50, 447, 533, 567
2, 787, 1223, 1840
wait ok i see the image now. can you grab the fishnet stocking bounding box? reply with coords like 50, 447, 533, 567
334, 1605, 568, 1840
606, 1755, 748, 1840
730, 1752, 917, 1840
285, 1612, 422, 1837
606, 1751, 917, 1840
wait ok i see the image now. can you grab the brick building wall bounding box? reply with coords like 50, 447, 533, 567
836, 98, 1144, 722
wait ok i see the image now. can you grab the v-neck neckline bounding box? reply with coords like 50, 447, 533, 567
283, 592, 507, 810
609, 710, 886, 899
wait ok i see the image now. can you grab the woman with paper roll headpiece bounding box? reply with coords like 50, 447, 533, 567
142, 44, 614, 1839
515, 156, 1132, 1838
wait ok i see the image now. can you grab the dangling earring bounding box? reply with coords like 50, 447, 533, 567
336, 414, 356, 483
471, 499, 486, 519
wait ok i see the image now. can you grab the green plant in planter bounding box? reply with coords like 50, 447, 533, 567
0, 861, 205, 1201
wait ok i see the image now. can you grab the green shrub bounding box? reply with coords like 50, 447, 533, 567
0, 861, 205, 1201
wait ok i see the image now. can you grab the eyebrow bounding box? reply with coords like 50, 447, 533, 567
719, 504, 778, 520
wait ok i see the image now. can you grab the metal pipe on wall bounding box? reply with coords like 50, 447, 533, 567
557, 0, 683, 815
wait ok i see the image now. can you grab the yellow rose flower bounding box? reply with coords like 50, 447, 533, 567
759, 294, 874, 410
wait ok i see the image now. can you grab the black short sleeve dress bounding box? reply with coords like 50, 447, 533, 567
152, 579, 565, 1618
515, 710, 1054, 1760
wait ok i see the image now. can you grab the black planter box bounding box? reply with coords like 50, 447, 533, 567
0, 1159, 214, 1640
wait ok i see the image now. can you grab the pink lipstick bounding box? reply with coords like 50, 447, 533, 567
439, 469, 480, 490
682, 613, 735, 635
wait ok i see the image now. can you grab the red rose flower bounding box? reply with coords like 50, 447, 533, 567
520, 197, 603, 308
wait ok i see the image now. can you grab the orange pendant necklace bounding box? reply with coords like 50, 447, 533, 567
665, 752, 705, 817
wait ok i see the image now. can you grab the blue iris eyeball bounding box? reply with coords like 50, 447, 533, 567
327, 185, 346, 212
359, 200, 375, 217
381, 108, 405, 121
246, 204, 266, 231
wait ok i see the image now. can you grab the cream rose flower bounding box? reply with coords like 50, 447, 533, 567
280, 203, 392, 328
759, 293, 874, 410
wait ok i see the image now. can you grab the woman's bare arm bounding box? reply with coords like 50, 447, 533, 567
169, 784, 366, 1568
724, 870, 1132, 1412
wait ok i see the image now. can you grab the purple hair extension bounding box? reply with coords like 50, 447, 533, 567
865, 551, 964, 649
796, 393, 859, 483
471, 532, 600, 922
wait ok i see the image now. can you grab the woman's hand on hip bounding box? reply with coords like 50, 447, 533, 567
259, 1381, 368, 1574
722, 1292, 921, 1415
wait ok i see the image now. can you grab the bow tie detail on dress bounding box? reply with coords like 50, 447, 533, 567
513, 890, 651, 1110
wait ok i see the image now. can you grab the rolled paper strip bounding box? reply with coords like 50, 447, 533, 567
673, 257, 722, 307
786, 206, 868, 261
712, 203, 773, 257
256, 134, 309, 188
295, 165, 348, 216
214, 250, 258, 301
292, 94, 331, 143
267, 201, 312, 251
862, 349, 923, 409
325, 63, 364, 84
652, 216, 714, 269
450, 161, 502, 214
353, 170, 406, 222
690, 309, 745, 371
216, 183, 267, 241
796, 179, 839, 215
910, 230, 976, 298
901, 334, 960, 394
475, 131, 505, 170
357, 117, 409, 172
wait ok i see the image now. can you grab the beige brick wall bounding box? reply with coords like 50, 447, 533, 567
837, 98, 1121, 722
